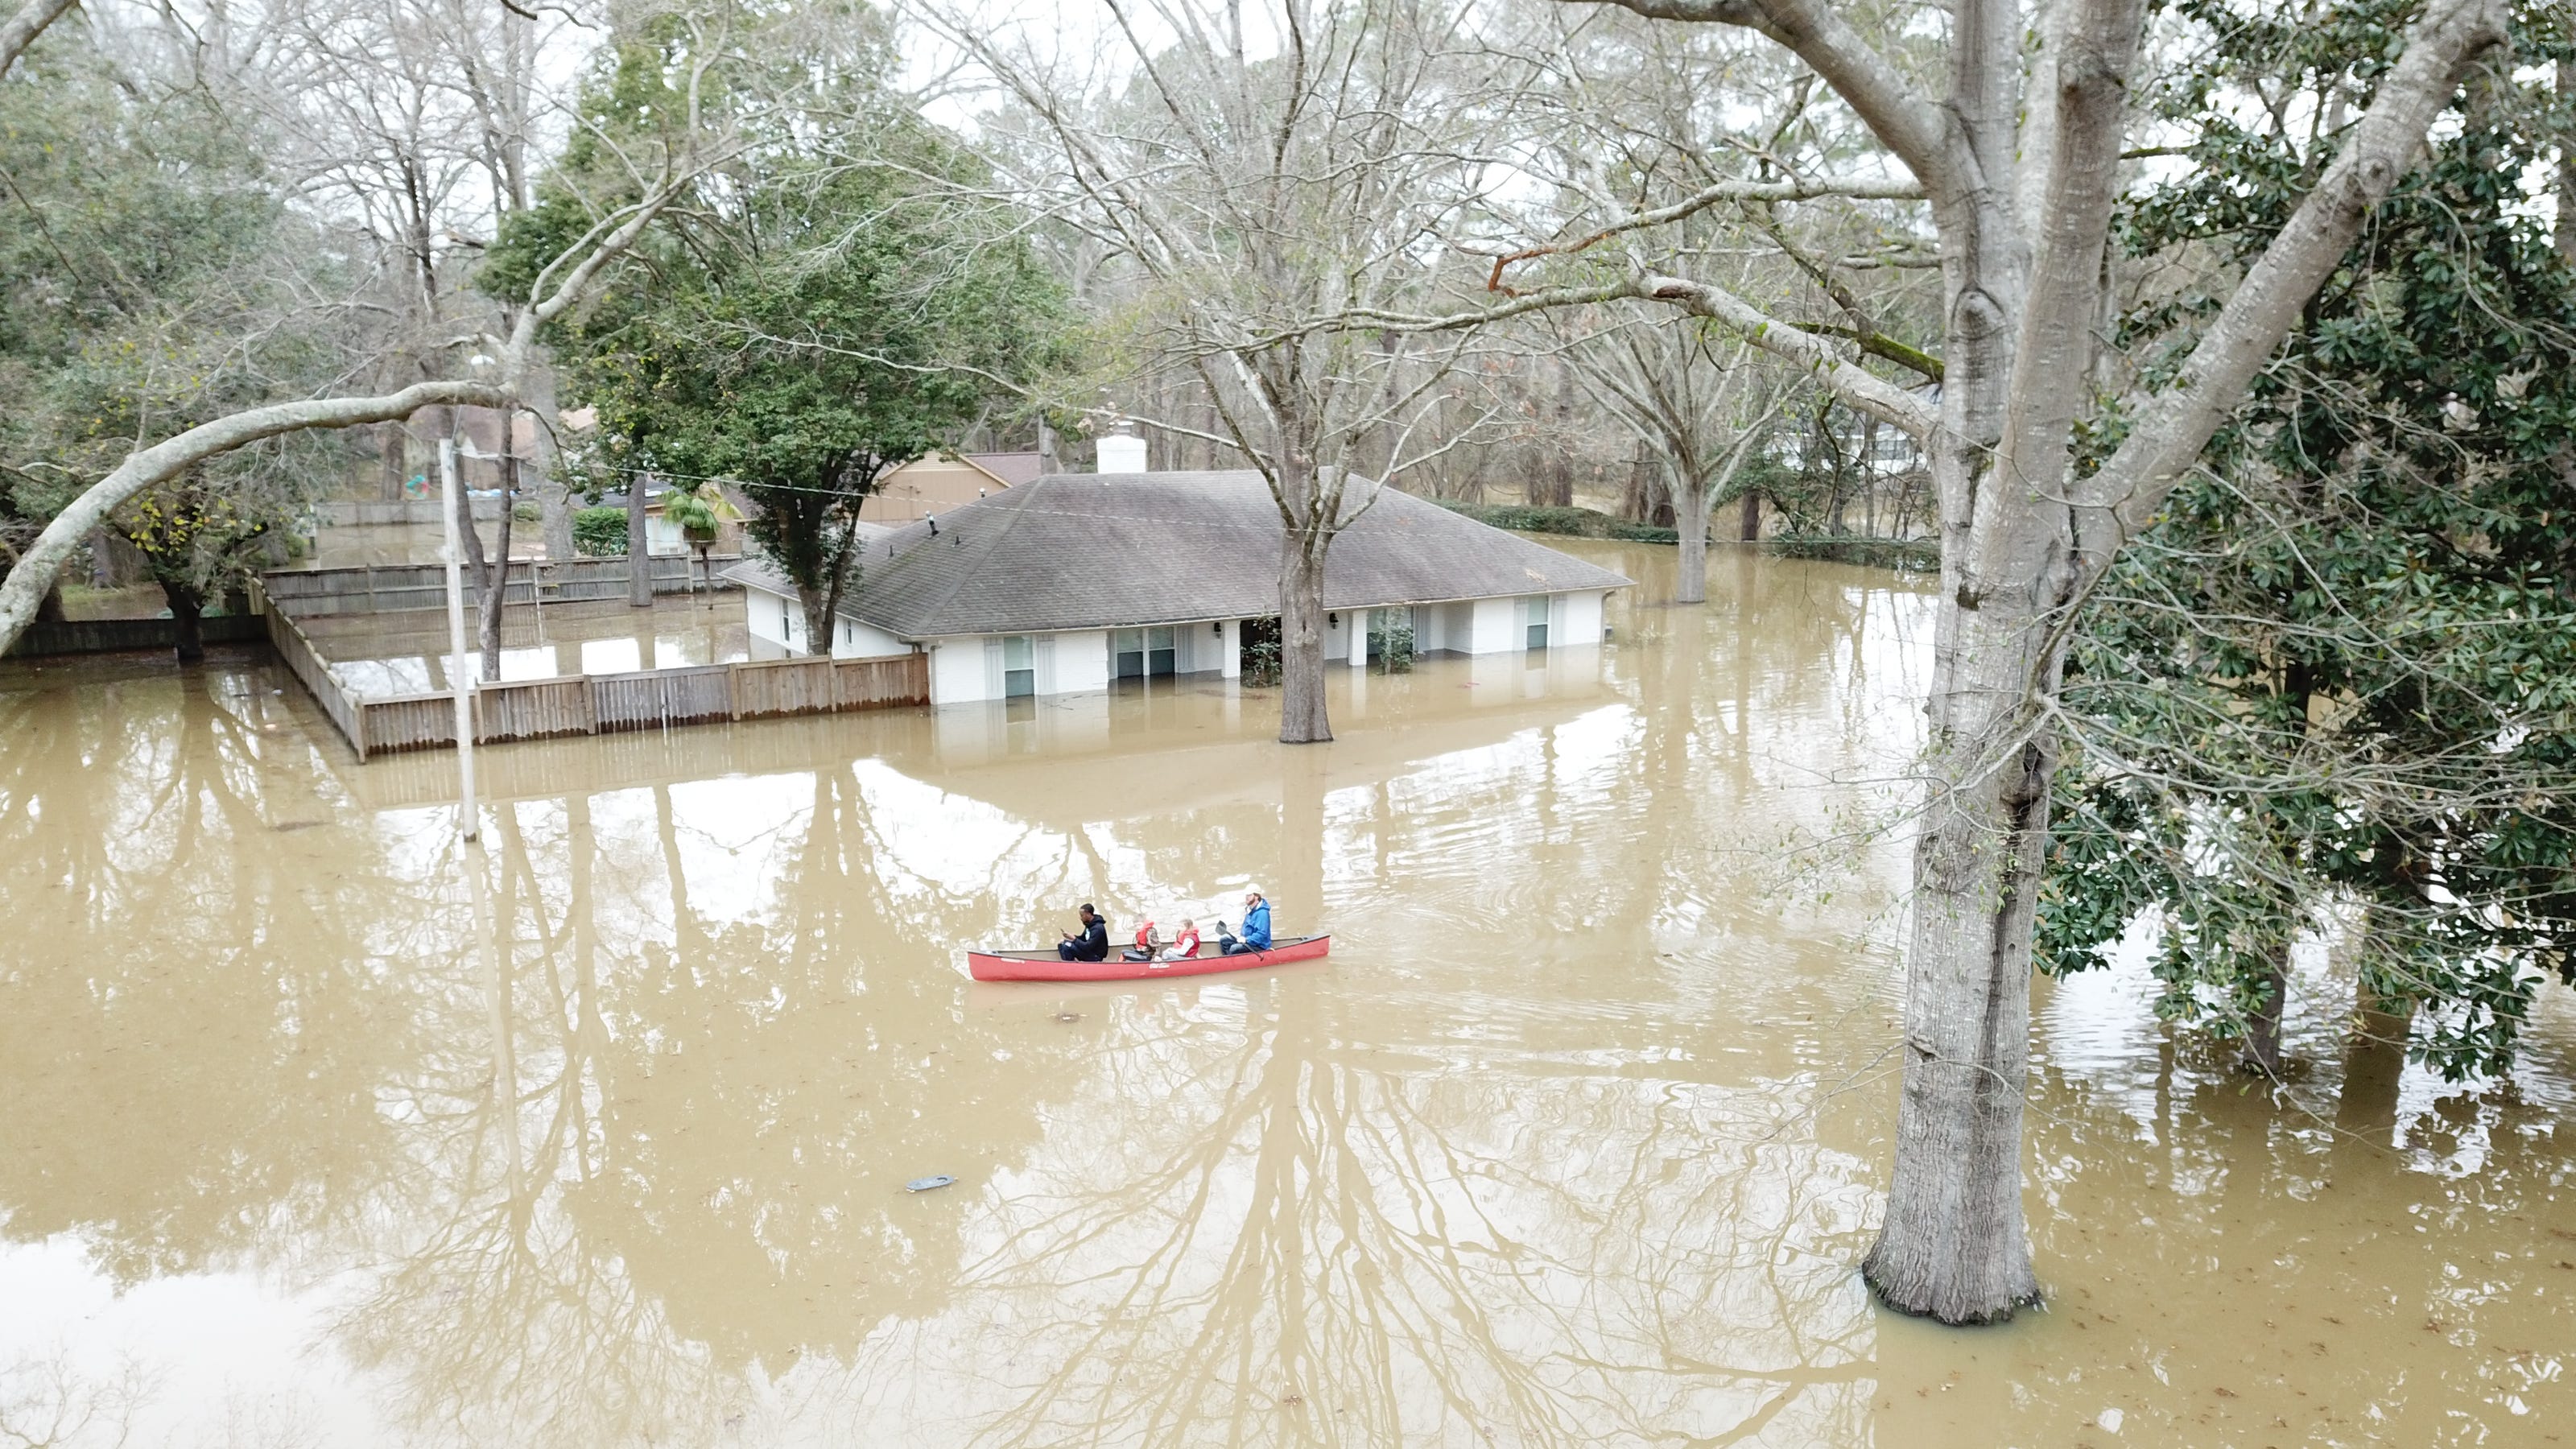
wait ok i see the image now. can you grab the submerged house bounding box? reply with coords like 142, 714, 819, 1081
720, 469, 1633, 705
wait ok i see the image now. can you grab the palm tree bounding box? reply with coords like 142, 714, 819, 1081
660, 481, 743, 605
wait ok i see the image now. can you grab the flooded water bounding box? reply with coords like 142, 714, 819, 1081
298, 597, 751, 695
2, 540, 2569, 1447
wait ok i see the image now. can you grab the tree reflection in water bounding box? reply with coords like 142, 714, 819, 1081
14, 552, 2562, 1445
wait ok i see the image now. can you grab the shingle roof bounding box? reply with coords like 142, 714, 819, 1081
718, 470, 1633, 639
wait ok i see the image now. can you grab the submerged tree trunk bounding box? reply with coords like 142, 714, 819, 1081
1568, 0, 2507, 1329
626, 479, 651, 607
1859, 568, 2054, 1324
1278, 530, 1330, 742
379, 422, 410, 502
2242, 943, 2290, 1078
1674, 475, 1710, 605
478, 453, 516, 679
1738, 487, 1761, 542
161, 580, 205, 663
522, 366, 575, 566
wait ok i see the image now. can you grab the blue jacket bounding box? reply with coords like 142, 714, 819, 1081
1240, 901, 1273, 949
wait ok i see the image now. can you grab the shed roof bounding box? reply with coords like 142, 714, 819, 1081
720, 470, 1632, 639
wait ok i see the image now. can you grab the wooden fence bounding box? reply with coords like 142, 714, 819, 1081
6, 614, 266, 658
260, 554, 741, 616
299, 650, 928, 760
265, 606, 367, 751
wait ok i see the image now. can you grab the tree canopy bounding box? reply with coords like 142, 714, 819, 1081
494, 32, 1067, 647
2040, 0, 2576, 1079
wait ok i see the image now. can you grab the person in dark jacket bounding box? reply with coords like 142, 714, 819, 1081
1058, 904, 1109, 962
1216, 889, 1273, 956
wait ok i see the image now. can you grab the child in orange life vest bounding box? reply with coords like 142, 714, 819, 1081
1120, 915, 1161, 963
1155, 917, 1202, 964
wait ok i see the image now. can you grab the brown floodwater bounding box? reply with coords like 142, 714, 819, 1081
298, 596, 753, 695
2, 540, 2570, 1448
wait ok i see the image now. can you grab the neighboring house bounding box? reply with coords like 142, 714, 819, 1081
721, 468, 1633, 704
858, 451, 1042, 525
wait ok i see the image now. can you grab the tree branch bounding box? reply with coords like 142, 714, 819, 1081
1566, 0, 1958, 196
0, 0, 73, 79
1482, 173, 1924, 295
0, 380, 513, 654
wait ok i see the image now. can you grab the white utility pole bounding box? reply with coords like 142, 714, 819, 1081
440, 439, 480, 840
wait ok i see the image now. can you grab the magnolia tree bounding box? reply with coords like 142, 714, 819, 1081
1410, 0, 2515, 1323
931, 0, 1525, 743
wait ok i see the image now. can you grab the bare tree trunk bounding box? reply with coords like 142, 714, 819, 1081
1674, 475, 1709, 604
1278, 530, 1331, 743
161, 580, 205, 663
454, 440, 489, 580
625, 480, 651, 607
522, 366, 576, 565
478, 452, 516, 678
2242, 943, 2290, 1077
1739, 486, 1761, 541
379, 422, 410, 502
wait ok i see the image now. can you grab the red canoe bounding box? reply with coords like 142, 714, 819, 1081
967, 935, 1331, 983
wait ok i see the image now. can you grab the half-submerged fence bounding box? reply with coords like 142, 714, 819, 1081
287, 649, 928, 761
261, 554, 739, 616
5, 614, 266, 658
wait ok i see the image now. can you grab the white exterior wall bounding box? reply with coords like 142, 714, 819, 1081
1323, 610, 1352, 662
1055, 630, 1113, 692
1219, 618, 1242, 678
1414, 605, 1447, 654
1466, 596, 1521, 654
745, 582, 793, 649
832, 617, 910, 658
924, 629, 1112, 704
927, 638, 987, 704
745, 581, 914, 661
1562, 589, 1606, 645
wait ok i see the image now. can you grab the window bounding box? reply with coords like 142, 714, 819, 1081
1002, 634, 1035, 698
1522, 596, 1550, 650
1114, 625, 1178, 679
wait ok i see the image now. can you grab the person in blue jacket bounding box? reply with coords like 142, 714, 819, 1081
1217, 888, 1272, 956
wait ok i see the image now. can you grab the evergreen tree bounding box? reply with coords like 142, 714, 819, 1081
2040, 0, 2576, 1079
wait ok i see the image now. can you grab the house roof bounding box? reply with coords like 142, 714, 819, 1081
960, 451, 1044, 486
719, 470, 1633, 639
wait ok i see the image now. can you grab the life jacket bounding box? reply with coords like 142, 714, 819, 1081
1135, 919, 1157, 951
1171, 922, 1200, 956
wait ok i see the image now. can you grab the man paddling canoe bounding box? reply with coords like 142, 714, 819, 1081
1216, 888, 1272, 956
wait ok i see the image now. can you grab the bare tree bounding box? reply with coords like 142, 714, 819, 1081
1557, 312, 1786, 601
933, 0, 1524, 742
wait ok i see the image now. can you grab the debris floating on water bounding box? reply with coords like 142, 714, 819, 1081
905, 1175, 956, 1193
1055, 1011, 1082, 1023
